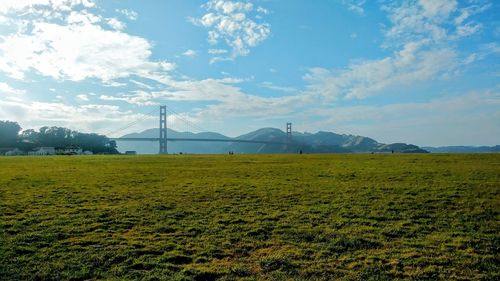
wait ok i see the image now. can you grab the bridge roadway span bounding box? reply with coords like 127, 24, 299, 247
110, 137, 293, 146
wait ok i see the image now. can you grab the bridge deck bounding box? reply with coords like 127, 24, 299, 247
110, 137, 292, 145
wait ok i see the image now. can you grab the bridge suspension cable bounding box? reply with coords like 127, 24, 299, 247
103, 105, 206, 138
163, 104, 208, 133
103, 107, 159, 137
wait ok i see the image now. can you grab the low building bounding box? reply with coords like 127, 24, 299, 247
0, 147, 15, 156
5, 148, 24, 156
83, 150, 93, 155
28, 147, 56, 156
124, 151, 137, 155
56, 145, 83, 155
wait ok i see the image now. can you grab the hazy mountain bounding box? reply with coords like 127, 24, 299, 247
230, 128, 291, 154
115, 128, 428, 154
375, 143, 427, 153
293, 131, 379, 152
422, 146, 500, 153
117, 128, 230, 154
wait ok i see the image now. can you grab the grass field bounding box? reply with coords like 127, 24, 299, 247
0, 154, 499, 280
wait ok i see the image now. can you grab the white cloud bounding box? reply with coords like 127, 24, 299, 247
0, 1, 175, 83
66, 10, 101, 25
0, 0, 95, 15
481, 43, 500, 55
260, 82, 297, 93
418, 0, 457, 18
116, 8, 138, 21
103, 81, 127, 87
207, 0, 253, 14
494, 25, 500, 37
382, 0, 490, 46
107, 18, 126, 30
208, 48, 228, 55
182, 49, 197, 57
453, 3, 491, 26
463, 53, 477, 65
341, 0, 366, 15
130, 79, 155, 90
383, 1, 453, 45
256, 7, 269, 14
456, 22, 482, 37
76, 94, 89, 101
91, 77, 311, 125
0, 21, 165, 80
99, 92, 158, 106
304, 42, 459, 100
193, 0, 271, 62
0, 82, 25, 95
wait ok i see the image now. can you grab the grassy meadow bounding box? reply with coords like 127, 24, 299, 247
0, 154, 499, 280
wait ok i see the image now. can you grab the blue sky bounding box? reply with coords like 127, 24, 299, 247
0, 0, 499, 146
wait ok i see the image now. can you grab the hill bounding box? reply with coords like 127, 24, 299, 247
116, 128, 427, 154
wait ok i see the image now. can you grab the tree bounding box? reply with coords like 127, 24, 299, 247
21, 126, 119, 154
0, 121, 21, 147
20, 129, 39, 143
108, 140, 117, 149
38, 126, 73, 147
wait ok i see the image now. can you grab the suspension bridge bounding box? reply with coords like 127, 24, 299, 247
108, 105, 295, 154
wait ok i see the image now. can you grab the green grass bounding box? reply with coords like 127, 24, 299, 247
0, 154, 499, 280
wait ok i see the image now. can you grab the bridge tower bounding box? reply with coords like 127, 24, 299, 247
159, 105, 167, 154
286, 122, 292, 147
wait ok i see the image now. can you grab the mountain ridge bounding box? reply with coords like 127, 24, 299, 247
117, 128, 428, 154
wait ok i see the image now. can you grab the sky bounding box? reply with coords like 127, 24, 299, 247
0, 0, 499, 146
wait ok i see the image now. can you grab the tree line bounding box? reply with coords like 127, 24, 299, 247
0, 120, 118, 154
